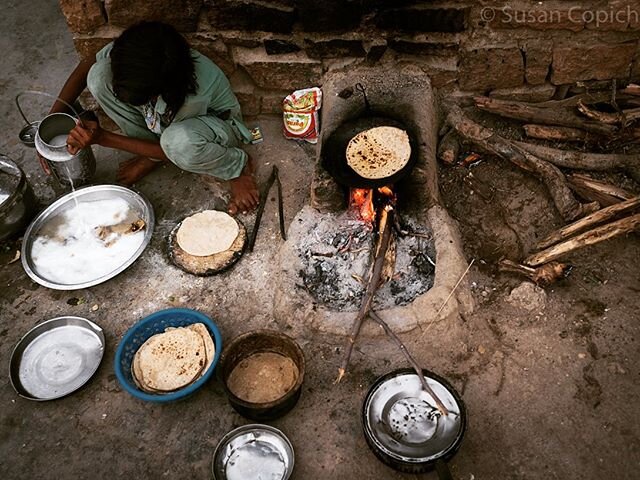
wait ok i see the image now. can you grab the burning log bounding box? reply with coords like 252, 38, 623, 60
474, 96, 618, 135
535, 196, 640, 250
368, 311, 449, 416
512, 141, 640, 183
525, 213, 640, 266
523, 124, 599, 143
498, 259, 572, 287
567, 173, 635, 207
444, 103, 592, 222
336, 205, 396, 384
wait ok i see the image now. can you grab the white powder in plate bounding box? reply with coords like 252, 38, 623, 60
30, 197, 146, 285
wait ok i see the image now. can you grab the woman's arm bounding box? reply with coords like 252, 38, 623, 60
49, 59, 95, 114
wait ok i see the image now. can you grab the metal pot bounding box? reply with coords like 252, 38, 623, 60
362, 368, 467, 479
0, 154, 38, 241
217, 330, 305, 421
16, 90, 95, 188
34, 112, 96, 188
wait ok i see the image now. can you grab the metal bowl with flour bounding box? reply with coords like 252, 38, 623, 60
21, 184, 154, 290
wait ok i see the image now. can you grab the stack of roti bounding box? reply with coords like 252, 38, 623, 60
132, 323, 215, 393
176, 210, 239, 257
346, 126, 411, 179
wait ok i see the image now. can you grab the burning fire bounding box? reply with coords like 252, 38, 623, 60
351, 188, 375, 222
350, 186, 396, 222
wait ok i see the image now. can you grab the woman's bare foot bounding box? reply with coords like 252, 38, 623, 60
228, 156, 259, 214
116, 156, 161, 185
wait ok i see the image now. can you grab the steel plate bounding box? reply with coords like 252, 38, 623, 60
363, 369, 465, 465
212, 424, 295, 480
21, 184, 154, 290
9, 316, 105, 401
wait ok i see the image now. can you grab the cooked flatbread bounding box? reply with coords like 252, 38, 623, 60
135, 327, 206, 392
187, 323, 216, 377
346, 126, 411, 180
177, 210, 239, 257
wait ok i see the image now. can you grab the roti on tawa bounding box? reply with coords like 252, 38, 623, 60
346, 126, 411, 180
135, 327, 206, 392
176, 210, 239, 257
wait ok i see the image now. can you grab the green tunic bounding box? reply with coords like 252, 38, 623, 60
87, 43, 252, 180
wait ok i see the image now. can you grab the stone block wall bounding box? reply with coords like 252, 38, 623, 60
61, 0, 640, 115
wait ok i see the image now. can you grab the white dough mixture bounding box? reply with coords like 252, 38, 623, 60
31, 198, 145, 285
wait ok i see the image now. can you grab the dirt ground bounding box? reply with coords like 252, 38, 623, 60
1, 2, 639, 480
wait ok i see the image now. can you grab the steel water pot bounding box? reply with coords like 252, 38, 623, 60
0, 154, 38, 241
34, 112, 96, 188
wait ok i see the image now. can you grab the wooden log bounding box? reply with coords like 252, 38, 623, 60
437, 130, 460, 165
445, 104, 589, 221
523, 124, 597, 142
577, 100, 620, 125
577, 101, 640, 127
536, 196, 640, 249
567, 173, 635, 206
621, 84, 640, 96
525, 213, 640, 266
512, 141, 640, 182
474, 96, 618, 135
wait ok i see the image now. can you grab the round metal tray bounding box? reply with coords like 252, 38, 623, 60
362, 369, 466, 472
9, 316, 105, 401
21, 184, 154, 290
212, 424, 295, 480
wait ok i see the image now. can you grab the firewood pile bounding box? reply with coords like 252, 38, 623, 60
439, 83, 640, 287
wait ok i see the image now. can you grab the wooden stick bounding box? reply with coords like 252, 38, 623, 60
274, 165, 287, 240
523, 124, 597, 143
525, 213, 640, 266
536, 196, 640, 250
512, 141, 640, 183
437, 130, 461, 165
248, 166, 277, 252
474, 96, 618, 135
567, 173, 634, 207
336, 207, 395, 384
369, 311, 449, 416
445, 104, 588, 221
498, 259, 572, 286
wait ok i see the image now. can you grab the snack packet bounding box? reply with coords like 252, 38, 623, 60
283, 87, 322, 144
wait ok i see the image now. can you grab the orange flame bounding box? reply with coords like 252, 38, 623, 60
350, 188, 375, 222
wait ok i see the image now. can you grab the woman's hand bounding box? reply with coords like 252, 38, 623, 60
67, 120, 102, 154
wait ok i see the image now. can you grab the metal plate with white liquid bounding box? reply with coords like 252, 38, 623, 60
21, 184, 154, 290
212, 424, 294, 480
10, 317, 105, 401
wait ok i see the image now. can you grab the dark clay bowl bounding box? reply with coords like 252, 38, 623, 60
218, 330, 305, 421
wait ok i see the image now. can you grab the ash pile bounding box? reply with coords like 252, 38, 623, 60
295, 209, 436, 311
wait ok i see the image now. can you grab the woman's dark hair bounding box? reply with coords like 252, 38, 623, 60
110, 21, 197, 114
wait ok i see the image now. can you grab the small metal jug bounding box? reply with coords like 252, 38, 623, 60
16, 90, 96, 188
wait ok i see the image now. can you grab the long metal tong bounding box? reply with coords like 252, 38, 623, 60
247, 165, 286, 251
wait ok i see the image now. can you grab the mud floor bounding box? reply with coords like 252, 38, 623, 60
1, 2, 639, 480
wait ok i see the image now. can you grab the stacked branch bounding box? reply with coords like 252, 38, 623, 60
442, 83, 640, 283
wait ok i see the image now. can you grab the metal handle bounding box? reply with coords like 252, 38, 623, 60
15, 90, 85, 127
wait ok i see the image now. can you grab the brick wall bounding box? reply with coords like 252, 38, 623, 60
61, 0, 640, 115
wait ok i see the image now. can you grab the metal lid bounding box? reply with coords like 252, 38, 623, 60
363, 369, 466, 464
212, 424, 294, 480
